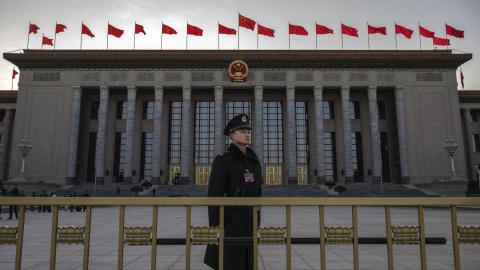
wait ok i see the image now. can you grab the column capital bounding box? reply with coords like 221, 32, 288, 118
182, 86, 191, 100
72, 86, 82, 91
99, 85, 109, 91
368, 85, 378, 90
286, 86, 295, 100
154, 85, 164, 91
286, 85, 295, 90
154, 86, 164, 98
214, 85, 224, 91
314, 86, 323, 100
341, 85, 350, 91
395, 85, 404, 91
127, 85, 136, 91
182, 85, 192, 90
341, 86, 350, 99
314, 85, 324, 91
254, 85, 264, 91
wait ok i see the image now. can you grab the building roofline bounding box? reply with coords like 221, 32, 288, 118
3, 49, 472, 69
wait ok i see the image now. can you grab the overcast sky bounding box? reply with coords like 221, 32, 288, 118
1, 0, 479, 90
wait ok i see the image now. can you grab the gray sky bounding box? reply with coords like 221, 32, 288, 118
1, 0, 479, 90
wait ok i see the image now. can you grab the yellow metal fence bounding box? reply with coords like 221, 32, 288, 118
0, 197, 480, 270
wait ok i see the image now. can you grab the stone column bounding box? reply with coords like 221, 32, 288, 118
66, 86, 82, 184
314, 86, 326, 184
395, 86, 409, 183
123, 86, 137, 184
341, 86, 354, 182
180, 86, 192, 185
286, 86, 297, 185
214, 86, 225, 155
0, 109, 14, 181
253, 86, 264, 169
368, 86, 382, 182
152, 86, 164, 184
95, 86, 109, 185
463, 109, 476, 181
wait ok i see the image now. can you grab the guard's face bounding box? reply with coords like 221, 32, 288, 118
230, 129, 251, 145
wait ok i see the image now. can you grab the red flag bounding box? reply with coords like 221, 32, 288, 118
316, 24, 333, 35
108, 23, 124, 38
395, 24, 413, 39
460, 69, 464, 89
446, 24, 464, 38
135, 23, 146, 35
239, 14, 255, 30
82, 23, 95, 38
258, 24, 275, 37
219, 24, 236, 35
368, 25, 386, 35
289, 24, 308, 35
162, 24, 177, 35
419, 25, 435, 38
341, 23, 358, 37
42, 35, 53, 46
187, 24, 203, 36
12, 69, 18, 79
29, 23, 40, 34
433, 36, 450, 46
55, 23, 67, 33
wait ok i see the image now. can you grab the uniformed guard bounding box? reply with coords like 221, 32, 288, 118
204, 113, 262, 270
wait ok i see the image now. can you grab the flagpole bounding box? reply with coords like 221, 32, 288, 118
288, 22, 291, 50
41, 33, 44, 50
237, 12, 240, 50
418, 22, 422, 49
341, 21, 344, 50
256, 24, 259, 50
27, 22, 30, 49
217, 22, 220, 51
11, 76, 13, 91
186, 21, 188, 50
315, 21, 318, 50
107, 21, 109, 50
133, 21, 136, 50
54, 21, 57, 50
367, 21, 370, 50
80, 21, 83, 49
445, 22, 449, 50
394, 22, 398, 50
161, 22, 163, 50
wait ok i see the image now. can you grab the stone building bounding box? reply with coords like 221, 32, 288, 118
0, 49, 474, 187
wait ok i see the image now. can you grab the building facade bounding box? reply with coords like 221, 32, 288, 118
1, 49, 472, 186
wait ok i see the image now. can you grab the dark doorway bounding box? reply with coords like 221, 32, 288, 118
380, 132, 391, 182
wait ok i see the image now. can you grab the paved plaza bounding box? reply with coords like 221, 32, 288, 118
1, 205, 479, 270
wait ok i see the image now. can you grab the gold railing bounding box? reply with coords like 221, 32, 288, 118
1, 197, 480, 270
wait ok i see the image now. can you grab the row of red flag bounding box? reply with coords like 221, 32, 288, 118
28, 14, 464, 48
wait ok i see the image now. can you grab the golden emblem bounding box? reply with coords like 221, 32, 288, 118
241, 116, 247, 122
228, 60, 249, 82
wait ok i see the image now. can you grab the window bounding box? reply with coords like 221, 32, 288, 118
225, 101, 252, 149
141, 132, 153, 179
351, 132, 364, 182
323, 101, 334, 119
195, 101, 215, 164
90, 101, 99, 120
470, 111, 478, 122
168, 102, 182, 164
349, 101, 361, 119
295, 102, 309, 164
0, 110, 5, 123
116, 101, 128, 120
473, 134, 480, 152
113, 132, 127, 182
143, 101, 154, 120
263, 101, 283, 164
377, 101, 386, 119
324, 132, 337, 181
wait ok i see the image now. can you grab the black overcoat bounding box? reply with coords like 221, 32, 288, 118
204, 143, 262, 270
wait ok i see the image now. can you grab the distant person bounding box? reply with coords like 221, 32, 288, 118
8, 185, 20, 220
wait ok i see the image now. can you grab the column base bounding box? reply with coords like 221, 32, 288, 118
316, 176, 326, 185
400, 176, 410, 184
372, 176, 382, 183
180, 177, 190, 185
95, 177, 105, 185
287, 177, 298, 185
151, 177, 161, 185
66, 177, 79, 185
344, 176, 354, 183
123, 177, 133, 185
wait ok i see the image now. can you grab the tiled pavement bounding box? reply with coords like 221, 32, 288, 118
1, 205, 479, 269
